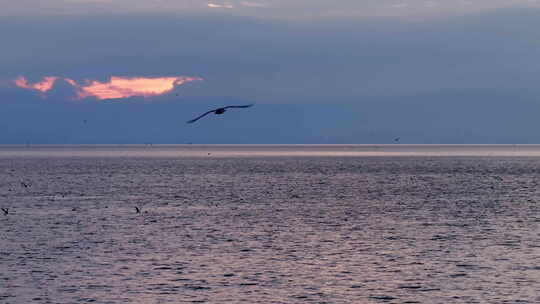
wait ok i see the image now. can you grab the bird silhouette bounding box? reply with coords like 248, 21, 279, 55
135, 206, 141, 214
187, 104, 253, 124
20, 182, 29, 188
1, 208, 8, 215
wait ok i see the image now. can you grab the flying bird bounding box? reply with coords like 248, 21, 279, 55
187, 104, 254, 124
135, 206, 141, 214
1, 208, 8, 215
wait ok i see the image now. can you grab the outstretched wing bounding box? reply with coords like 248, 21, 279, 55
223, 104, 254, 109
187, 110, 216, 124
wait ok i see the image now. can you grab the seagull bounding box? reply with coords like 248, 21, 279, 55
187, 104, 254, 124
1, 208, 8, 215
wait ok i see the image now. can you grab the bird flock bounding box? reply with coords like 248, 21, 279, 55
2, 105, 256, 216
2, 181, 147, 216
2, 102, 404, 214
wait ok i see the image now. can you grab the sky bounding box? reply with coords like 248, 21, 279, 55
1, 0, 540, 144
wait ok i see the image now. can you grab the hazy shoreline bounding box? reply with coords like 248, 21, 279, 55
1, 144, 539, 158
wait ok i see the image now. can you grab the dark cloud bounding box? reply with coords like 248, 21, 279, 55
1, 8, 540, 143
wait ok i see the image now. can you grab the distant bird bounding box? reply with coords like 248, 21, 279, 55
187, 104, 254, 124
135, 206, 141, 214
394, 137, 400, 142
20, 182, 29, 188
1, 208, 8, 215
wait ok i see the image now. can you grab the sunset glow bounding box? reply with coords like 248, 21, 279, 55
14, 76, 202, 100
14, 76, 58, 93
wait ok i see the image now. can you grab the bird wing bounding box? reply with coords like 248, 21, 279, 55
223, 104, 254, 109
187, 109, 216, 124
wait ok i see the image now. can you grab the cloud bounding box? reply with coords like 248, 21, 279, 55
207, 1, 267, 10
3, 0, 540, 19
424, 1, 438, 8
208, 2, 234, 9
2, 9, 540, 144
240, 1, 267, 8
14, 76, 202, 100
14, 76, 58, 94
391, 3, 408, 9
66, 76, 203, 100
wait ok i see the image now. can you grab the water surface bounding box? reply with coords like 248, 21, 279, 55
1, 145, 539, 303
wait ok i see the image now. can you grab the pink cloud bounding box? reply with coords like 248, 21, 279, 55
14, 75, 202, 100
14, 76, 58, 93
